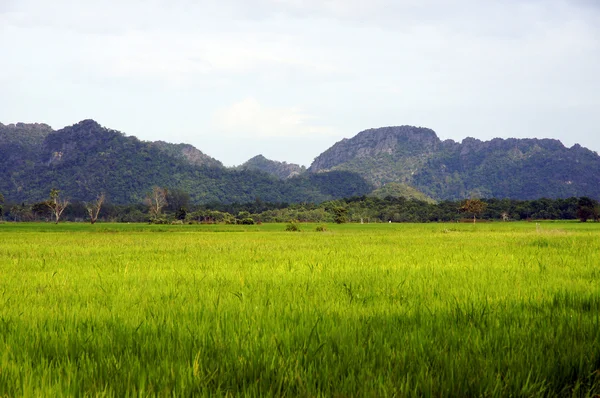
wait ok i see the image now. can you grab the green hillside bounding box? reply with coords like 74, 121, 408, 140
309, 126, 600, 200
0, 120, 373, 204
3, 121, 600, 204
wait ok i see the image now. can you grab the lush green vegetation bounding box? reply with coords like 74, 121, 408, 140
4, 194, 598, 224
368, 182, 436, 203
0, 120, 373, 204
0, 222, 599, 396
238, 154, 306, 179
3, 121, 600, 206
309, 126, 600, 200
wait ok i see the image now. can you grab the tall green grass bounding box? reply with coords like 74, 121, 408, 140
0, 222, 599, 396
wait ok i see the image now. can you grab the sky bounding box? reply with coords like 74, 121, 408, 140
1, 0, 599, 166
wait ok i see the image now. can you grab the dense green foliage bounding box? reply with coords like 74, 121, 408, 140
3, 194, 598, 224
368, 182, 435, 202
0, 120, 373, 204
238, 154, 306, 179
309, 126, 600, 200
0, 222, 599, 396
0, 122, 52, 166
414, 138, 600, 200
3, 121, 600, 207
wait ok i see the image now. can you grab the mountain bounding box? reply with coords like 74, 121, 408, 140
239, 155, 305, 179
310, 126, 440, 175
0, 122, 53, 167
151, 141, 223, 168
2, 120, 599, 204
309, 126, 600, 200
0, 120, 373, 204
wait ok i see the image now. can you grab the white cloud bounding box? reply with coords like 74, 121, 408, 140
213, 98, 337, 138
91, 31, 337, 85
0, 1, 340, 88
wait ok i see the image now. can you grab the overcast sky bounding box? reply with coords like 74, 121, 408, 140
1, 0, 599, 166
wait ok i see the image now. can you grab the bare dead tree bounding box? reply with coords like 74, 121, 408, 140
85, 193, 105, 224
144, 186, 168, 220
48, 188, 70, 224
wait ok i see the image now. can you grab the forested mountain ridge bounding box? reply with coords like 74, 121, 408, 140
0, 122, 53, 168
151, 141, 224, 168
308, 126, 600, 200
0, 120, 373, 204
0, 122, 53, 145
2, 120, 599, 204
238, 155, 305, 179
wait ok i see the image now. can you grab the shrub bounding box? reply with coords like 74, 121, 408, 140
285, 222, 301, 232
315, 225, 327, 232
332, 207, 348, 224
240, 218, 255, 225
150, 217, 169, 225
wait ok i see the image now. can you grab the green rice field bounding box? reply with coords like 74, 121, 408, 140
0, 222, 599, 396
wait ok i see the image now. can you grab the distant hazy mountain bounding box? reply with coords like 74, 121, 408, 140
0, 120, 373, 204
1, 120, 599, 204
239, 155, 306, 179
309, 126, 600, 200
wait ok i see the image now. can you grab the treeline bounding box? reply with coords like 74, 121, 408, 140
1, 191, 598, 224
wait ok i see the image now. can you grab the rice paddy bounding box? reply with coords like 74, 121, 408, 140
0, 222, 599, 396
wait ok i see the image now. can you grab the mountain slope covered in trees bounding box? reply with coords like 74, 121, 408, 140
238, 155, 305, 179
368, 182, 435, 203
309, 126, 600, 200
0, 120, 373, 204
2, 120, 599, 204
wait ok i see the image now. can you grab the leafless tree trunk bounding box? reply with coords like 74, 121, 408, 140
85, 193, 105, 224
48, 188, 70, 224
144, 186, 168, 220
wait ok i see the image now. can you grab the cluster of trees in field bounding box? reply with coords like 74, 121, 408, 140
1, 187, 599, 224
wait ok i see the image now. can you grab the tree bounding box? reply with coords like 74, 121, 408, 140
332, 206, 348, 224
236, 211, 254, 225
460, 199, 486, 224
47, 188, 70, 224
85, 193, 105, 224
144, 186, 168, 220
32, 201, 52, 220
175, 206, 187, 221
0, 193, 4, 219
166, 188, 190, 213
576, 197, 598, 222
10, 204, 33, 222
